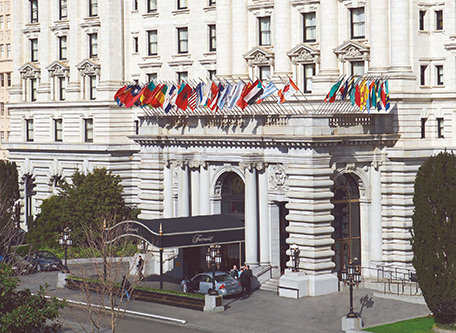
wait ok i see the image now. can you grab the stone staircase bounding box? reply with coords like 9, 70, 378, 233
260, 277, 280, 292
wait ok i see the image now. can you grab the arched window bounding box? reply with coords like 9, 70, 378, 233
220, 172, 245, 214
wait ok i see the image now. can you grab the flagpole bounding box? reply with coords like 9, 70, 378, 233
277, 76, 299, 115
285, 74, 316, 113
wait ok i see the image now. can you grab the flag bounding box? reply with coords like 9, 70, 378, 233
114, 85, 130, 106
340, 77, 351, 101
257, 81, 278, 103
217, 83, 232, 110
376, 81, 383, 111
325, 77, 344, 103
188, 87, 198, 111
124, 84, 142, 108
175, 83, 192, 110
348, 77, 361, 106
207, 82, 219, 108
278, 78, 299, 104
200, 83, 210, 107
227, 82, 245, 110
381, 81, 386, 110
163, 85, 176, 113
139, 81, 156, 106
385, 79, 390, 111
131, 86, 147, 106
244, 80, 263, 105
144, 83, 164, 105
355, 82, 361, 107
359, 79, 368, 111
210, 83, 224, 111
149, 84, 168, 108
236, 82, 251, 110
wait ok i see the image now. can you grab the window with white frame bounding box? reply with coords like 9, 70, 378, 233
6, 73, 10, 86
89, 75, 97, 100
209, 25, 216, 52
0, 74, 4, 87
147, 73, 157, 82
436, 10, 443, 30
0, 103, 4, 116
208, 70, 216, 81
420, 118, 427, 139
30, 0, 38, 23
89, 0, 98, 17
177, 27, 188, 54
5, 15, 9, 29
303, 64, 315, 93
133, 0, 138, 11
59, 36, 67, 60
148, 30, 158, 55
31, 78, 37, 101
59, 77, 66, 100
6, 44, 10, 58
419, 10, 426, 31
59, 0, 67, 19
0, 16, 4, 29
148, 0, 157, 12
259, 17, 271, 46
259, 66, 270, 82
436, 65, 444, 85
350, 8, 365, 39
0, 45, 4, 59
89, 33, 98, 58
177, 71, 188, 83
303, 12, 316, 42
84, 118, 93, 142
178, 0, 187, 10
26, 119, 34, 141
55, 118, 63, 141
209, 0, 216, 5
437, 118, 444, 138
420, 65, 427, 85
133, 37, 139, 53
351, 61, 364, 76
31, 38, 38, 62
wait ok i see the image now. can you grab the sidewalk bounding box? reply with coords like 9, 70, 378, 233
20, 270, 430, 333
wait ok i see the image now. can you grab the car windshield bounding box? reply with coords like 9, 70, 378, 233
37, 252, 56, 259
215, 274, 234, 282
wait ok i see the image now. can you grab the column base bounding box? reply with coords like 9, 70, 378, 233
341, 316, 363, 332
278, 270, 339, 298
203, 295, 224, 313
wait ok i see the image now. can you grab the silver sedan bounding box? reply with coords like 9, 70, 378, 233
180, 271, 242, 296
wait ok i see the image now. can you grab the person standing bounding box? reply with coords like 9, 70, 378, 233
244, 264, 253, 295
137, 255, 144, 280
230, 264, 239, 279
121, 275, 131, 301
240, 267, 249, 297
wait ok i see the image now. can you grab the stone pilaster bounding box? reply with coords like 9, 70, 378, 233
190, 163, 200, 216
231, 0, 248, 79
243, 162, 259, 266
369, 0, 389, 74
200, 163, 211, 215
178, 161, 190, 217
259, 167, 270, 265
163, 161, 174, 218
369, 162, 383, 264
273, 0, 292, 78
137, 151, 164, 220
216, 0, 232, 78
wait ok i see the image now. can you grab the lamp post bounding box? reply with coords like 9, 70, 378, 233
341, 258, 362, 318
290, 243, 300, 272
206, 243, 222, 295
59, 227, 72, 273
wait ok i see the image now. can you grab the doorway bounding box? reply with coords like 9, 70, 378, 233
278, 202, 289, 275
331, 173, 361, 279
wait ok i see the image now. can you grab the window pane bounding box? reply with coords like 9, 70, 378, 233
90, 76, 97, 100
259, 66, 270, 81
85, 119, 93, 142
60, 0, 67, 19
304, 13, 316, 41
351, 61, 364, 76
148, 0, 157, 12
148, 30, 158, 55
55, 119, 63, 141
178, 28, 188, 53
351, 8, 365, 38
90, 33, 98, 57
259, 17, 271, 45
304, 64, 315, 93
59, 77, 66, 100
60, 36, 67, 60
90, 0, 98, 16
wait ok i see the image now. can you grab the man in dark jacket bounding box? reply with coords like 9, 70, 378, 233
244, 264, 253, 295
137, 255, 144, 280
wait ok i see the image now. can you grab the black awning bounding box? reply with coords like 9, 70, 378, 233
110, 214, 245, 249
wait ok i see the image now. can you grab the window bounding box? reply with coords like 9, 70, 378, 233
135, 120, 139, 135
0, 45, 4, 59
89, 0, 98, 17
30, 0, 38, 23
59, 0, 67, 19
437, 118, 444, 138
177, 0, 187, 10
420, 118, 427, 139
89, 75, 97, 100
436, 10, 443, 30
419, 10, 426, 31
209, 25, 216, 52
208, 70, 216, 81
89, 33, 98, 58
0, 16, 4, 29
209, 0, 216, 5
0, 74, 4, 87
259, 17, 271, 46
58, 77, 66, 101
6, 73, 10, 86
148, 30, 158, 55
84, 118, 93, 142
148, 0, 157, 12
26, 119, 34, 141
133, 37, 139, 53
303, 12, 316, 42
177, 27, 188, 54
31, 78, 37, 101
31, 38, 38, 62
303, 64, 315, 93
133, 0, 138, 11
6, 44, 10, 58
350, 7, 365, 39
0, 103, 4, 116
147, 73, 157, 82
59, 36, 67, 60
436, 65, 444, 85
351, 61, 364, 76
5, 15, 9, 29
420, 65, 427, 85
259, 66, 270, 81
0, 132, 4, 141
55, 119, 63, 142
177, 71, 188, 83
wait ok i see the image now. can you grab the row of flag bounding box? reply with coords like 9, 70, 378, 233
114, 78, 301, 112
324, 76, 391, 112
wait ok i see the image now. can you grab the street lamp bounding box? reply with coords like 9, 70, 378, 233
290, 243, 300, 272
341, 258, 362, 318
59, 227, 72, 273
206, 243, 222, 295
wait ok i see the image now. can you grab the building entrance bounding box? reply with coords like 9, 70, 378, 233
331, 173, 361, 279
279, 202, 289, 274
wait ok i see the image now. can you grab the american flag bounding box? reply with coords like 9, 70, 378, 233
188, 88, 198, 111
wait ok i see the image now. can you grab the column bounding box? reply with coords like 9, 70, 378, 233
9, 0, 24, 103
231, 0, 249, 79
244, 164, 259, 266
163, 163, 173, 218
200, 164, 211, 215
190, 166, 200, 216
178, 163, 190, 217
216, 0, 232, 78
36, 0, 51, 101
369, 0, 389, 73
273, 0, 292, 78
258, 168, 270, 265
369, 162, 383, 264
137, 152, 164, 220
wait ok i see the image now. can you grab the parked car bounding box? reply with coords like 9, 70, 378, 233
180, 271, 242, 296
2, 253, 37, 275
25, 251, 63, 272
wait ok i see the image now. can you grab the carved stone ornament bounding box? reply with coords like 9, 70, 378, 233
19, 63, 41, 80
269, 164, 288, 191
46, 61, 70, 78
239, 162, 253, 171
345, 47, 362, 59
76, 59, 101, 77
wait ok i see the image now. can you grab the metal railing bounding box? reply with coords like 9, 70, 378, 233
255, 265, 279, 279
373, 265, 420, 296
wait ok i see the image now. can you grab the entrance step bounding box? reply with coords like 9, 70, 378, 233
260, 277, 280, 292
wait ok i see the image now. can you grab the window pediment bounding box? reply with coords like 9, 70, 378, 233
244, 47, 274, 67
50, 22, 70, 36
76, 58, 101, 76
22, 23, 40, 39
138, 60, 163, 70
19, 62, 41, 80
334, 40, 370, 62
287, 43, 320, 64
338, 0, 367, 8
80, 17, 100, 34
46, 61, 70, 77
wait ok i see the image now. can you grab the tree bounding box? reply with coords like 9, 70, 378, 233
27, 168, 139, 247
0, 263, 65, 332
412, 151, 456, 324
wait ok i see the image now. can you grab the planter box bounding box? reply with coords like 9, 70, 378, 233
66, 278, 204, 311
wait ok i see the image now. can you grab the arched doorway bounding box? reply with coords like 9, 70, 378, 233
331, 173, 361, 279
220, 172, 245, 214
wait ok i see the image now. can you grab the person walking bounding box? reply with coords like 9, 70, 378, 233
137, 255, 144, 280
240, 267, 249, 297
121, 275, 131, 301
